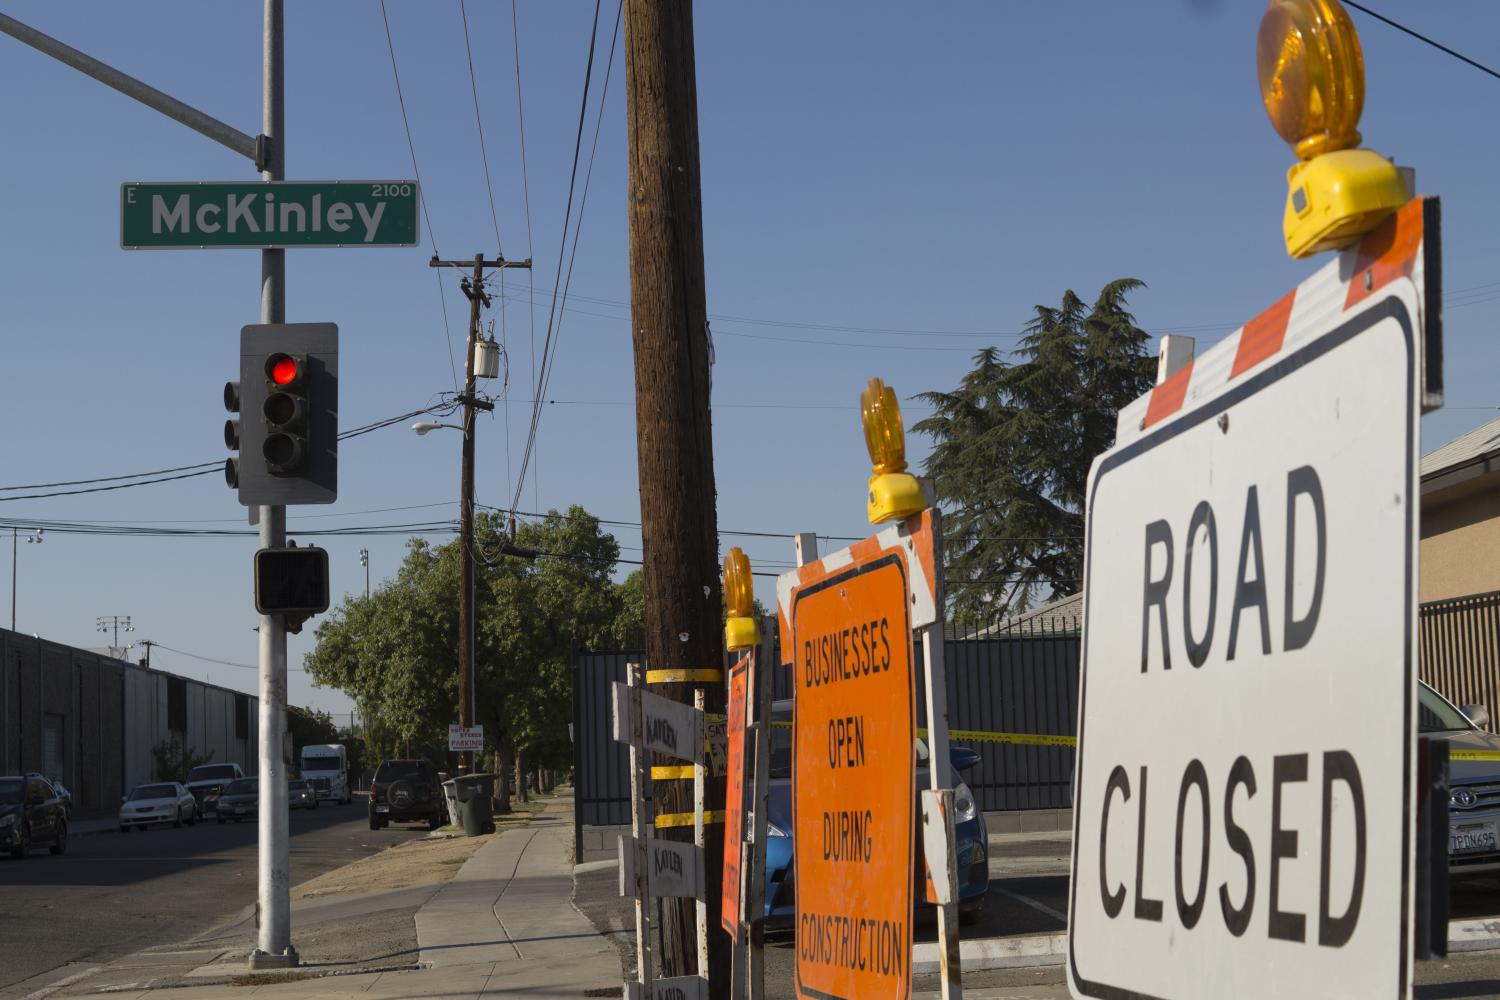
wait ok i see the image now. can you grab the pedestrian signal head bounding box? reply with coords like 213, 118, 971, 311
724, 547, 759, 651
860, 377, 926, 525
1256, 0, 1407, 257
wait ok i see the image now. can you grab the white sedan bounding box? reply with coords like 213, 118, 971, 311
120, 782, 198, 831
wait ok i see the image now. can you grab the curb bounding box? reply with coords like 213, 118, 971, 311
1448, 917, 1500, 952
920, 918, 1500, 973
913, 932, 1067, 975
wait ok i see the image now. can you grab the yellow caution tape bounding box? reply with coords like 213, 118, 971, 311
1450, 750, 1500, 762
646, 669, 723, 683
651, 765, 697, 780
655, 810, 725, 829
763, 718, 1074, 747
942, 728, 1077, 749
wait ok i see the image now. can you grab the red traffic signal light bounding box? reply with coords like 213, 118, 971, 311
266, 353, 301, 387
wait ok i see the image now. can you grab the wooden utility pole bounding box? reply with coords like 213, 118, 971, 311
430, 253, 531, 774
624, 0, 728, 987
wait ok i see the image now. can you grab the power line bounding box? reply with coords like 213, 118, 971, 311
459, 0, 505, 256
0, 461, 221, 493
0, 402, 450, 502
1343, 2, 1500, 82
510, 0, 538, 510
378, 1, 441, 252
508, 0, 607, 522
533, 1, 623, 445
152, 642, 305, 674
379, 0, 460, 390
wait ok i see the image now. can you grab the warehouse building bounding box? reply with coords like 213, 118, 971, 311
0, 628, 259, 816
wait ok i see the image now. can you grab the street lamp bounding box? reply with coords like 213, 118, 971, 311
96, 615, 135, 653
11, 527, 43, 633
412, 419, 477, 773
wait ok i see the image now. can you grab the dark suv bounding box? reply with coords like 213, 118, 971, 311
368, 760, 443, 831
0, 775, 67, 858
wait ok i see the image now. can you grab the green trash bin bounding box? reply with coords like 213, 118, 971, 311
461, 790, 492, 837
452, 774, 497, 836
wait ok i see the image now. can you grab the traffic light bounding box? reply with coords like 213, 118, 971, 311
254, 545, 330, 616
229, 323, 338, 505
223, 380, 242, 490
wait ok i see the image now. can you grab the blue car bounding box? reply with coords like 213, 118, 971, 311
762, 699, 990, 926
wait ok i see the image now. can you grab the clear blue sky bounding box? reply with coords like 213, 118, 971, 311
3, 2, 1498, 718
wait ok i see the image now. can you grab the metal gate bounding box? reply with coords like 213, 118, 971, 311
574, 616, 1081, 822
1420, 589, 1500, 731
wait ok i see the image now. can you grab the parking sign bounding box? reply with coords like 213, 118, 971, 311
1068, 199, 1440, 999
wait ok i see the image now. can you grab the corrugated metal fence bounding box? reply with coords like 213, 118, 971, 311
573, 616, 1080, 827
1420, 590, 1500, 729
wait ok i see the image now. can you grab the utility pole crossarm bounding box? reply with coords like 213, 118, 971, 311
429, 256, 533, 270
0, 11, 259, 164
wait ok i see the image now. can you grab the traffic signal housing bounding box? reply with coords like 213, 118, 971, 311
254, 545, 330, 617
230, 323, 338, 505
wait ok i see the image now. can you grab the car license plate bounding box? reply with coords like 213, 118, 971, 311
1450, 821, 1498, 855
376, 805, 389, 813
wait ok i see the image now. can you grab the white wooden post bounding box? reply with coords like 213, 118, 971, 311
921, 511, 963, 999
628, 663, 653, 996
1156, 333, 1195, 383
745, 621, 776, 1000
693, 687, 709, 982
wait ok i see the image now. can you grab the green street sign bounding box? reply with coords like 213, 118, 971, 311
120, 181, 420, 249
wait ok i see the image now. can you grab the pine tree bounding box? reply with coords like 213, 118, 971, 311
914, 279, 1156, 621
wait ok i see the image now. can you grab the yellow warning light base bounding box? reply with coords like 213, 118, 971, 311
725, 615, 759, 651
867, 471, 925, 526
1282, 148, 1408, 258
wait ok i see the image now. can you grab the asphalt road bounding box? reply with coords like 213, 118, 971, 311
0, 802, 429, 993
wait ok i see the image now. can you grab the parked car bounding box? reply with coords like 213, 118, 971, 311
0, 774, 68, 858
1422, 681, 1500, 877
216, 777, 258, 823
368, 759, 443, 831
289, 779, 318, 810
184, 762, 244, 815
45, 777, 73, 819
119, 782, 198, 832
762, 699, 990, 926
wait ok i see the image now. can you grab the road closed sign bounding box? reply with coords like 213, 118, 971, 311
1068, 199, 1440, 1000
778, 514, 940, 1000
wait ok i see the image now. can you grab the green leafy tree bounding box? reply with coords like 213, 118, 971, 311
287, 705, 339, 755
304, 506, 624, 782
914, 279, 1156, 620
152, 738, 214, 783
610, 571, 647, 650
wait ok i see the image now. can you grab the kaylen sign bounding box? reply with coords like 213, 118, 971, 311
1067, 199, 1441, 1000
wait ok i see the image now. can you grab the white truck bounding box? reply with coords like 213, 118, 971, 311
298, 744, 351, 804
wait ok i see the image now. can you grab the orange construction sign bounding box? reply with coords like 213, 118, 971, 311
786, 549, 916, 1000
720, 653, 750, 941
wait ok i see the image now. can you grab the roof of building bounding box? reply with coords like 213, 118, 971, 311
1422, 414, 1500, 482
951, 590, 1083, 640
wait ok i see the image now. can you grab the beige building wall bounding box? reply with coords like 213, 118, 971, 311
1420, 472, 1500, 603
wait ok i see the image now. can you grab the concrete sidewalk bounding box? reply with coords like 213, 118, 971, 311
412, 791, 619, 984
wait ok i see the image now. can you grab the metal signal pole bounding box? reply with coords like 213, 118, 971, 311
624, 0, 729, 987
251, 0, 296, 970
0, 0, 294, 971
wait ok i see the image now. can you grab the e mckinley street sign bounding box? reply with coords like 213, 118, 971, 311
121, 181, 420, 249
